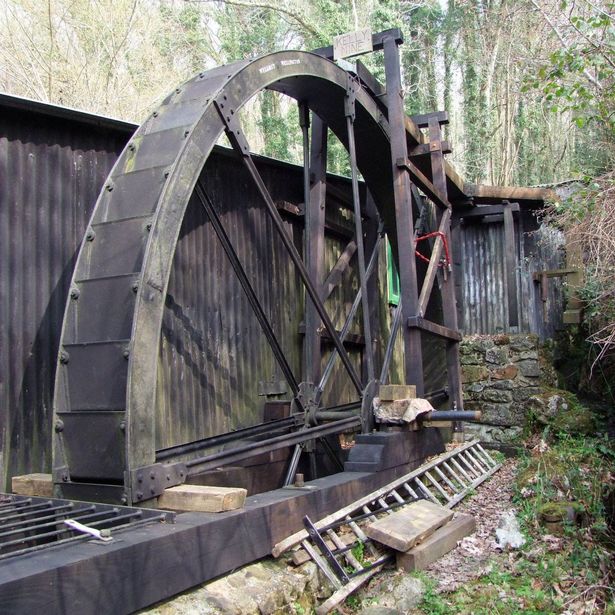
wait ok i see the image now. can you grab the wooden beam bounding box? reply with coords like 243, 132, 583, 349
397, 158, 450, 209
410, 111, 449, 128
12, 473, 54, 497
384, 35, 424, 395
418, 208, 452, 316
407, 316, 462, 341
304, 115, 328, 383
410, 141, 452, 156
396, 513, 476, 572
460, 202, 520, 218
322, 238, 357, 300
503, 203, 519, 328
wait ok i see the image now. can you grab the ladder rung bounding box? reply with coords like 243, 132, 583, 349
301, 540, 342, 589
346, 516, 379, 557
413, 477, 438, 503
457, 452, 481, 478
389, 489, 405, 504
465, 449, 487, 474
362, 505, 378, 523
424, 470, 451, 502
402, 483, 419, 499
433, 465, 459, 493
450, 456, 473, 483
475, 443, 497, 467
377, 497, 393, 513
326, 529, 363, 571
442, 460, 466, 489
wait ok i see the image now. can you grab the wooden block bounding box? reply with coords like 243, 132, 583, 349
158, 485, 247, 513
365, 500, 454, 552
396, 513, 476, 571
379, 384, 416, 401
422, 421, 453, 428
12, 473, 53, 497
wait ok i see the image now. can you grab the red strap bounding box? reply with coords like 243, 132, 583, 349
415, 231, 450, 268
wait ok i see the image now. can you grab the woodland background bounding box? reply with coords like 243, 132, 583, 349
1, 0, 614, 393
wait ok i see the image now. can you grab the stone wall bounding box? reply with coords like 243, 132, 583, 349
460, 334, 550, 444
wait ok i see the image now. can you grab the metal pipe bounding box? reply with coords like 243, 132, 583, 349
156, 415, 302, 461
346, 93, 374, 382
315, 410, 359, 421
422, 410, 482, 422
185, 416, 361, 475
379, 300, 403, 384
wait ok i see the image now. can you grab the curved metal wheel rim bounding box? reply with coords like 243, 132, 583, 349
53, 51, 396, 503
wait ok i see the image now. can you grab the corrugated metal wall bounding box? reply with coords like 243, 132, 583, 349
0, 96, 559, 488
457, 212, 565, 338
0, 102, 131, 487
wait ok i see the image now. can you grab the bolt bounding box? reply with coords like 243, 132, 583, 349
128, 143, 135, 152
62, 474, 69, 482
54, 419, 64, 433
145, 223, 152, 232
131, 281, 139, 293
123, 348, 130, 359
119, 421, 126, 432
105, 183, 114, 192
100, 529, 111, 538
152, 111, 159, 118
59, 350, 70, 364
183, 130, 190, 138
136, 491, 143, 500
137, 473, 143, 483
150, 472, 156, 480
179, 471, 184, 477
70, 287, 80, 300
120, 496, 127, 504
294, 473, 304, 488
150, 488, 156, 495
85, 229, 96, 242
166, 475, 171, 481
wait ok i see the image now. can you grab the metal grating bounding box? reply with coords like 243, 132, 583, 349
0, 493, 174, 560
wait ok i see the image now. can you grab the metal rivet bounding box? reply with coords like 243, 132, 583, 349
150, 488, 156, 495
105, 184, 114, 192
175, 88, 181, 94
166, 475, 171, 481
119, 421, 126, 432
123, 348, 130, 359
183, 130, 190, 138
62, 474, 69, 482
85, 229, 96, 242
120, 496, 128, 504
179, 471, 184, 477
150, 472, 155, 480
145, 223, 152, 232
136, 491, 143, 500
132, 281, 139, 293
54, 419, 64, 433
137, 474, 143, 483
59, 350, 70, 364
128, 143, 136, 152
152, 111, 159, 118
70, 287, 80, 300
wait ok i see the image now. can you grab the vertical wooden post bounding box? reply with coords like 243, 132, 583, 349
503, 201, 519, 329
304, 114, 328, 384
426, 116, 463, 412
383, 36, 424, 396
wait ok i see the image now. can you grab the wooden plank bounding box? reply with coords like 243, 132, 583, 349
460, 202, 520, 219
158, 485, 247, 513
379, 384, 416, 401
397, 158, 450, 209
11, 473, 53, 497
407, 316, 462, 341
322, 238, 357, 300
365, 500, 454, 552
409, 141, 452, 156
396, 512, 476, 571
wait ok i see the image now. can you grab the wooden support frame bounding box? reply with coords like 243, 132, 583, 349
383, 35, 424, 396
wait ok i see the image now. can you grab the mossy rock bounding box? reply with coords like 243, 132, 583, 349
524, 388, 597, 436
538, 500, 584, 522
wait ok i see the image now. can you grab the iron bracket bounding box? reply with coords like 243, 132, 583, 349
344, 77, 357, 121
128, 462, 187, 502
214, 97, 251, 156
295, 381, 319, 427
